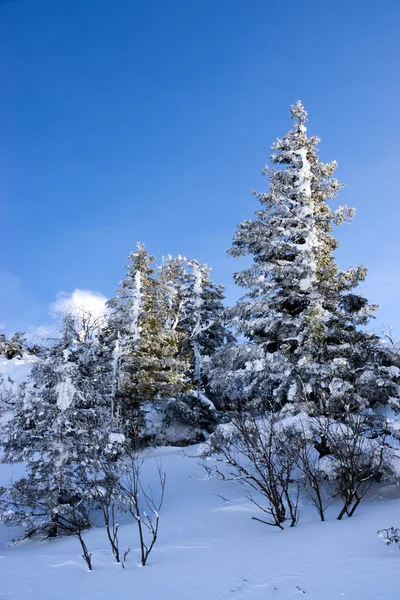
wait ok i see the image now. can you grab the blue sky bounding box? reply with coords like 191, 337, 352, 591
1, 0, 399, 337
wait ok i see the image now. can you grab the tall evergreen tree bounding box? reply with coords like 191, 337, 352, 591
158, 256, 229, 393
157, 255, 229, 435
107, 244, 190, 436
182, 259, 230, 393
209, 101, 399, 414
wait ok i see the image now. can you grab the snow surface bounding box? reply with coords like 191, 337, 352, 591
0, 354, 37, 425
1, 445, 399, 599
0, 354, 36, 395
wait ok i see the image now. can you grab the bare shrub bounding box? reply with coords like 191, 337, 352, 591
201, 411, 300, 529
121, 546, 131, 569
378, 527, 400, 549
93, 471, 122, 564
90, 438, 166, 568
50, 498, 93, 570
119, 448, 166, 566
0, 476, 94, 569
319, 414, 391, 520
286, 421, 332, 522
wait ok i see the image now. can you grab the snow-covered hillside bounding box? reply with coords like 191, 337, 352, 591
0, 445, 399, 600
0, 353, 37, 425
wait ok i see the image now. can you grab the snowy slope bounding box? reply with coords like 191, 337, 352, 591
0, 353, 37, 425
0, 446, 399, 600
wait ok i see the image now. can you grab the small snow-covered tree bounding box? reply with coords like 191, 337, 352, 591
209, 101, 398, 415
0, 330, 26, 359
1, 313, 118, 538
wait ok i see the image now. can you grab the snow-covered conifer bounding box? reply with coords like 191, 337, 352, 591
158, 256, 229, 392
0, 330, 26, 360
107, 245, 190, 437
157, 255, 230, 434
183, 259, 229, 391
209, 101, 399, 414
1, 313, 118, 538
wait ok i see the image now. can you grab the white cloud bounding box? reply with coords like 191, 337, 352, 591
50, 289, 108, 320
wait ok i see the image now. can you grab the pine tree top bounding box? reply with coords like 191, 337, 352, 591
290, 100, 308, 125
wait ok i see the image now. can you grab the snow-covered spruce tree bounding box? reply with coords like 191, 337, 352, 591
183, 259, 230, 392
373, 329, 400, 414
1, 313, 119, 538
106, 244, 191, 439
209, 101, 399, 415
158, 256, 229, 390
158, 255, 231, 434
106, 242, 155, 430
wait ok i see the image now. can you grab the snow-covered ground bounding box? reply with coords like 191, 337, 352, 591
0, 446, 399, 600
0, 354, 36, 392
0, 354, 36, 427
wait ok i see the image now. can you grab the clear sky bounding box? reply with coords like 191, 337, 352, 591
1, 0, 399, 338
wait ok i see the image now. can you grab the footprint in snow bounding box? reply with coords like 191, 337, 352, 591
230, 578, 248, 593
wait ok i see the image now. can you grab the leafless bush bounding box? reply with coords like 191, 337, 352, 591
0, 475, 94, 569
50, 499, 93, 570
92, 471, 122, 564
378, 527, 400, 549
121, 546, 131, 569
73, 524, 93, 571
119, 448, 166, 566
287, 422, 332, 522
62, 309, 106, 344
201, 411, 300, 529
319, 414, 391, 520
90, 439, 166, 568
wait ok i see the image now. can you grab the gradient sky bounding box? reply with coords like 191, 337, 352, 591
1, 0, 399, 338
